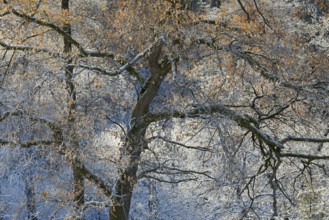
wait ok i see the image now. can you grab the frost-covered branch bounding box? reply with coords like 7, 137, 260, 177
68, 37, 165, 80
146, 104, 283, 151
66, 38, 165, 82
0, 110, 113, 198
0, 39, 62, 56
141, 175, 198, 184
4, 2, 115, 58
140, 166, 214, 181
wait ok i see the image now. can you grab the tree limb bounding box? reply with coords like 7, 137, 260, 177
0, 110, 113, 198
0, 39, 62, 57
280, 153, 329, 160
148, 136, 214, 152
281, 136, 329, 144
237, 0, 250, 21
69, 38, 165, 80
4, 3, 114, 58
146, 104, 284, 151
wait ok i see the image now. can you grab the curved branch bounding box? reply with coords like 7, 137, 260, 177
237, 0, 250, 21
4, 3, 114, 58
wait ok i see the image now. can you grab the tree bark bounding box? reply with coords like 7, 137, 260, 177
110, 45, 167, 220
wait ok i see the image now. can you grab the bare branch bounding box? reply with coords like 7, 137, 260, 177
237, 0, 250, 21
148, 136, 214, 152
81, 49, 115, 58
106, 115, 127, 137
0, 11, 9, 17
4, 3, 114, 58
142, 175, 198, 184
0, 138, 9, 145
69, 63, 122, 76
0, 39, 61, 56
146, 104, 284, 151
65, 38, 166, 80
318, 128, 329, 151
0, 139, 54, 147
0, 110, 113, 198
252, 0, 273, 30
6, 5, 84, 52
280, 153, 329, 160
281, 136, 329, 144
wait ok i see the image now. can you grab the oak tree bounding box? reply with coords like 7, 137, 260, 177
1, 0, 329, 219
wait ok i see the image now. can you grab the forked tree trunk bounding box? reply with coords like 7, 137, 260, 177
110, 45, 167, 220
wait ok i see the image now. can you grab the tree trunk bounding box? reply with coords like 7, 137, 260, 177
61, 0, 84, 218
110, 128, 147, 220
24, 149, 38, 220
110, 44, 167, 219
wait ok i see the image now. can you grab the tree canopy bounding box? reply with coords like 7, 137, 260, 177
0, 0, 329, 219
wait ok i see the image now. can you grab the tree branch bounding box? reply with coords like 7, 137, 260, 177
70, 38, 165, 80
237, 0, 250, 21
0, 39, 61, 57
0, 110, 113, 198
146, 104, 284, 151
0, 11, 10, 17
0, 138, 10, 145
280, 153, 329, 160
6, 5, 84, 52
148, 136, 214, 152
4, 3, 114, 58
281, 136, 329, 144
0, 138, 54, 147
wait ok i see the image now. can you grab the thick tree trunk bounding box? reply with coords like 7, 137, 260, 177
110, 128, 147, 220
62, 0, 84, 218
110, 44, 167, 219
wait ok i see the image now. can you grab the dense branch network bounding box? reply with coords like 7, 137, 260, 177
0, 109, 113, 197
1, 0, 329, 218
145, 103, 329, 160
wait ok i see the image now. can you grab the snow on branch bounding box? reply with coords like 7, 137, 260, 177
4, 3, 115, 58
0, 110, 113, 198
0, 39, 62, 57
146, 103, 283, 151
70, 38, 165, 80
